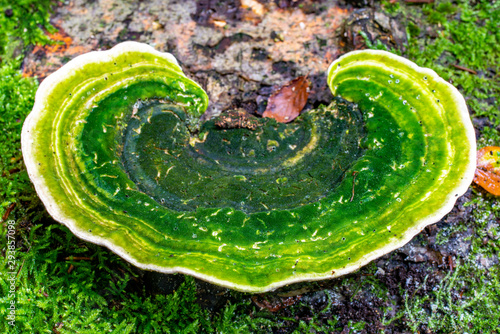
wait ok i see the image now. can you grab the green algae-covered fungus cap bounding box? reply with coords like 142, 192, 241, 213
22, 43, 476, 292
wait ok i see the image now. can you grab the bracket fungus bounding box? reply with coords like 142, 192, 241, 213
22, 42, 476, 292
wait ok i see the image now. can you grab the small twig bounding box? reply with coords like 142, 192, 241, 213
452, 64, 477, 75
17, 246, 31, 278
2, 203, 16, 222
350, 171, 359, 202
447, 255, 455, 271
67, 264, 75, 274
332, 161, 345, 171
238, 72, 261, 83
251, 294, 301, 312
459, 287, 465, 299
1, 168, 21, 177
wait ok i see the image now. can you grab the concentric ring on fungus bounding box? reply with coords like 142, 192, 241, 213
22, 42, 476, 292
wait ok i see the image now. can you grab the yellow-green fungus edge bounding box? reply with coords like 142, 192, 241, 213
22, 43, 476, 293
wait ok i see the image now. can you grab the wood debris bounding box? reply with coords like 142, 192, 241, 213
251, 294, 302, 312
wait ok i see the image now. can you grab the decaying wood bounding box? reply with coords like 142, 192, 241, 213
251, 294, 302, 312
214, 109, 259, 130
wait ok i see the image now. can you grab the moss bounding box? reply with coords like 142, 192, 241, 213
0, 0, 57, 60
0, 60, 40, 220
401, 263, 500, 332
0, 0, 58, 220
466, 193, 500, 257
0, 224, 215, 333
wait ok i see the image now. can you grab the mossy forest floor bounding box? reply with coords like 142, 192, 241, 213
1, 0, 499, 333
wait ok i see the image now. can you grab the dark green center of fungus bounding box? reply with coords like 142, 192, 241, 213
121, 98, 366, 213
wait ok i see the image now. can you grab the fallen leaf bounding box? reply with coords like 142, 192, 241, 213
477, 146, 500, 174
474, 169, 500, 196
262, 76, 310, 123
32, 29, 73, 55
473, 146, 500, 195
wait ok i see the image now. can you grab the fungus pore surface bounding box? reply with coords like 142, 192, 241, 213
22, 42, 476, 292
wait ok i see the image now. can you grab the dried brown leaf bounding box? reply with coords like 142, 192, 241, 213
262, 76, 310, 123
